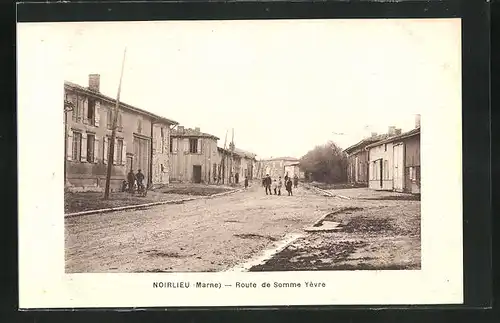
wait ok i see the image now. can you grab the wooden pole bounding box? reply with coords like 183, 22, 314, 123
222, 130, 228, 184
103, 48, 127, 200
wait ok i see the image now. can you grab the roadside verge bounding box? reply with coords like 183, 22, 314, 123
65, 188, 243, 218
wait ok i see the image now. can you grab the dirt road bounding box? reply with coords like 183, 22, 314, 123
65, 183, 333, 273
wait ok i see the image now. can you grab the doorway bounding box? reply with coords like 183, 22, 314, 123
126, 155, 133, 174
193, 165, 202, 183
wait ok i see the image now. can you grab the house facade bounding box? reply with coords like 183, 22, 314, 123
344, 133, 390, 186
366, 126, 420, 193
256, 157, 300, 179
213, 147, 257, 184
169, 126, 219, 183
64, 75, 178, 191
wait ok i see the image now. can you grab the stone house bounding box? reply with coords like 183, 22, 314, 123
213, 147, 256, 185
169, 126, 219, 183
365, 122, 420, 193
256, 157, 300, 180
344, 133, 390, 186
64, 74, 178, 191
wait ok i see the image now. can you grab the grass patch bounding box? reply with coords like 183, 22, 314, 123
155, 185, 233, 196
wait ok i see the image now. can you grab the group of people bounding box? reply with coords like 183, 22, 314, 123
122, 169, 145, 194
262, 173, 299, 196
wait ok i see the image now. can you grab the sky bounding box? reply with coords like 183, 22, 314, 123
55, 19, 459, 159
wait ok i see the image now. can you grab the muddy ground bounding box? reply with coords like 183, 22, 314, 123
250, 194, 420, 271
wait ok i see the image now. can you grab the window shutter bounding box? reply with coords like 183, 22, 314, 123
82, 98, 88, 124
121, 141, 127, 165
103, 137, 108, 164
80, 132, 87, 162
113, 139, 118, 165
197, 138, 202, 154
77, 98, 84, 122
184, 139, 189, 152
94, 100, 100, 127
173, 138, 177, 153
67, 129, 73, 160
94, 136, 99, 163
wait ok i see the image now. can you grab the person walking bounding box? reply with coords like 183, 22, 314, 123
244, 176, 249, 189
286, 177, 293, 196
127, 169, 135, 193
278, 176, 283, 196
293, 174, 299, 188
264, 174, 272, 195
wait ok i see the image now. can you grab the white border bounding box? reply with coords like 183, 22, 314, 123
17, 19, 463, 308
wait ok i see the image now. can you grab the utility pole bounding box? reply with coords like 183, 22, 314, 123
221, 130, 228, 184
104, 48, 127, 200
230, 128, 234, 184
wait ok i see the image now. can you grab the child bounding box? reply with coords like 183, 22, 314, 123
272, 179, 278, 195
244, 176, 249, 189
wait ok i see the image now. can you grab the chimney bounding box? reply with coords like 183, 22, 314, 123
415, 114, 421, 128
388, 126, 396, 136
395, 128, 402, 135
195, 127, 200, 133
88, 74, 100, 92
177, 126, 184, 133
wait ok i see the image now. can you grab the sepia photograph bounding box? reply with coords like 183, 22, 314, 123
18, 18, 462, 307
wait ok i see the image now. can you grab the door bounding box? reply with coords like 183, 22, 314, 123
126, 156, 133, 173
133, 136, 150, 185
354, 156, 359, 182
379, 159, 383, 189
393, 143, 404, 191
193, 165, 202, 183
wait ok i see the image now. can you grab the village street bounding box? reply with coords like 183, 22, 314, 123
65, 182, 420, 273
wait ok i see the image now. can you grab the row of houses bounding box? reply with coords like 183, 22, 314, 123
64, 74, 257, 191
344, 116, 421, 194
254, 157, 305, 180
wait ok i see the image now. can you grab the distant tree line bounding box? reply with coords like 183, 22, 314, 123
300, 141, 348, 184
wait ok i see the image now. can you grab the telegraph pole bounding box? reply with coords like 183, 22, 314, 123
104, 48, 127, 200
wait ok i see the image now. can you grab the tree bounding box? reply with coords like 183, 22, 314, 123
300, 141, 348, 184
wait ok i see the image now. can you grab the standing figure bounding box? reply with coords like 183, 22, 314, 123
284, 172, 289, 184
286, 177, 293, 196
278, 176, 283, 196
235, 172, 239, 184
244, 176, 249, 189
264, 174, 272, 195
136, 169, 145, 191
293, 174, 299, 188
127, 170, 136, 193
272, 179, 278, 195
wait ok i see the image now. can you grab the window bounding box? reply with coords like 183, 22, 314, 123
189, 138, 198, 153
116, 139, 124, 165
107, 109, 113, 129
87, 99, 95, 125
170, 137, 174, 153
72, 132, 82, 160
383, 160, 388, 179
87, 134, 95, 162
